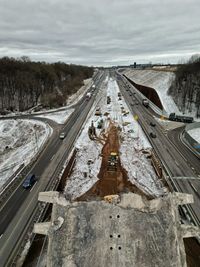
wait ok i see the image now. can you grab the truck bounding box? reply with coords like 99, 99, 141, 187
142, 99, 149, 107
107, 152, 118, 172
169, 113, 193, 123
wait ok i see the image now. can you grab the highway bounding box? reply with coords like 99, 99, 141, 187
0, 70, 105, 266
117, 72, 200, 225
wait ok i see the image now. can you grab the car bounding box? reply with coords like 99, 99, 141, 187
150, 132, 156, 138
135, 102, 139, 105
59, 132, 66, 139
23, 174, 36, 189
129, 93, 132, 96
150, 122, 156, 127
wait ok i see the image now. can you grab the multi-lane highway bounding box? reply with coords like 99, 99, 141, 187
117, 72, 200, 226
0, 69, 199, 266
0, 70, 105, 266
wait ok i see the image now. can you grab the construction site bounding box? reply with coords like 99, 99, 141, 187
30, 76, 200, 266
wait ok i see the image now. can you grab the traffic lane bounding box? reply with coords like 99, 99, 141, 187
0, 186, 31, 235
174, 178, 200, 219
0, 108, 99, 266
123, 86, 200, 217
119, 78, 200, 222
168, 127, 200, 175
0, 100, 88, 235
124, 94, 193, 177
135, 104, 195, 175
0, 74, 103, 265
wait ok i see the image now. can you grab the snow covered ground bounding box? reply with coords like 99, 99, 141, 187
0, 119, 52, 189
36, 109, 74, 124
0, 76, 94, 190
65, 76, 166, 199
122, 69, 178, 115
188, 127, 200, 143
123, 69, 200, 121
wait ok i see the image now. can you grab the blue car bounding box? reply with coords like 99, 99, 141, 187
23, 174, 36, 189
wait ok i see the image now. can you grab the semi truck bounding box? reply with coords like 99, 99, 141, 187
169, 113, 193, 123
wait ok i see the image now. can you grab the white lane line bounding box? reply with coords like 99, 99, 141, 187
50, 154, 55, 161
30, 181, 37, 192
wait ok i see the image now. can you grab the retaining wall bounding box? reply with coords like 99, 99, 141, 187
182, 122, 200, 155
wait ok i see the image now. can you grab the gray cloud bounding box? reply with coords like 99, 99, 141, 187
0, 0, 200, 66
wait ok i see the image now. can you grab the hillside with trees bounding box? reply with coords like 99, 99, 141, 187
168, 56, 200, 118
0, 57, 93, 113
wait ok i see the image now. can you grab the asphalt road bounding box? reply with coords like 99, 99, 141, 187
0, 71, 105, 266
117, 73, 200, 225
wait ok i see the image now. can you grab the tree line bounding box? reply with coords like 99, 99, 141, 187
0, 56, 93, 112
168, 55, 200, 117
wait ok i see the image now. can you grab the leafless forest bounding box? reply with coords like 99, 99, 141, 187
168, 56, 200, 117
0, 57, 93, 113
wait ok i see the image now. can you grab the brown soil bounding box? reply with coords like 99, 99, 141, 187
77, 122, 150, 201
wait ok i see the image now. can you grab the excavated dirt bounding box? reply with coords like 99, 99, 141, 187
77, 123, 150, 201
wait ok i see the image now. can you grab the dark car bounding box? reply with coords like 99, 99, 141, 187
150, 122, 156, 127
23, 174, 36, 189
150, 132, 156, 138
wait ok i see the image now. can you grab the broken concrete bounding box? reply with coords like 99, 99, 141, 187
34, 192, 200, 267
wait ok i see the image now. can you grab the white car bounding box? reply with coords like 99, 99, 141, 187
59, 132, 66, 139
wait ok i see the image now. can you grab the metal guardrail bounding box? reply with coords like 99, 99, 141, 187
5, 71, 105, 267
118, 72, 168, 117
117, 73, 200, 228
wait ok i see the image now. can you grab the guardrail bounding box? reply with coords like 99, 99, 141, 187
181, 122, 200, 157
117, 74, 200, 228
7, 71, 105, 267
117, 72, 168, 117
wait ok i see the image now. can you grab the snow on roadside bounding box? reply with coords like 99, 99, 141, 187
108, 78, 164, 197
0, 119, 52, 189
66, 78, 93, 107
65, 76, 165, 200
65, 79, 107, 200
36, 109, 74, 124
188, 127, 200, 143
122, 69, 180, 115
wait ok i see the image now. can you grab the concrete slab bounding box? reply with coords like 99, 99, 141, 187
34, 192, 200, 267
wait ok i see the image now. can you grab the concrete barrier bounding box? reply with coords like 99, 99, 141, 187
182, 122, 200, 156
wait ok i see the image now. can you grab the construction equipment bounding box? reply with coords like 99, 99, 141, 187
107, 152, 118, 172
88, 121, 96, 140
97, 119, 104, 129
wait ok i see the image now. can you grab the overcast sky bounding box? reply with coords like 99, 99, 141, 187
0, 0, 200, 66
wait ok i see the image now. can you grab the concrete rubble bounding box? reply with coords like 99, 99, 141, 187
33, 191, 200, 267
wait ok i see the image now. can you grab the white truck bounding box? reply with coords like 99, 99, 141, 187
142, 99, 149, 107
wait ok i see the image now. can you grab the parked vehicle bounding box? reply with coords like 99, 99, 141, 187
142, 99, 149, 107
169, 113, 193, 123
23, 174, 36, 189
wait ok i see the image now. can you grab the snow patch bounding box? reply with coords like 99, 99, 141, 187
0, 119, 52, 189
